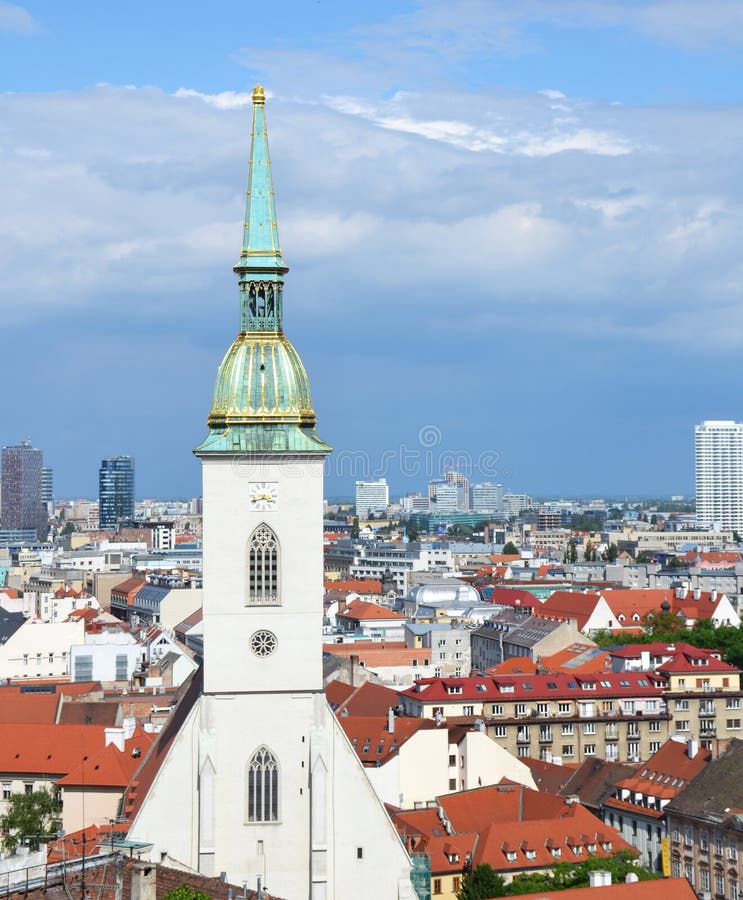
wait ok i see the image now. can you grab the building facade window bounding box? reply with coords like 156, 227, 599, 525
246, 746, 279, 822
248, 524, 280, 605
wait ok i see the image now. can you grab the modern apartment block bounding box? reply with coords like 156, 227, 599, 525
696, 420, 743, 532
470, 481, 503, 514
0, 439, 47, 540
354, 478, 389, 518
98, 456, 135, 530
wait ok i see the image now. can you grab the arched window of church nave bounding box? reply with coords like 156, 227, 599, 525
246, 746, 279, 822
247, 524, 280, 605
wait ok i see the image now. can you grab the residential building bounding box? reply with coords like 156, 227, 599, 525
335, 598, 406, 640
355, 479, 390, 518
603, 736, 712, 870
98, 456, 135, 530
0, 619, 84, 680
696, 420, 743, 532
664, 738, 743, 895
392, 782, 634, 900
1, 440, 47, 540
399, 671, 671, 764
405, 622, 472, 678
502, 493, 534, 517
338, 714, 536, 808
499, 879, 696, 900
470, 609, 591, 672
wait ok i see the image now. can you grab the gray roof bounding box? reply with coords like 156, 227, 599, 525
665, 739, 743, 820
0, 611, 25, 645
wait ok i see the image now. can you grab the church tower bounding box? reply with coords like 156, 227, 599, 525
194, 83, 331, 698
128, 88, 415, 900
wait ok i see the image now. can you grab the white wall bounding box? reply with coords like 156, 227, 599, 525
0, 620, 84, 679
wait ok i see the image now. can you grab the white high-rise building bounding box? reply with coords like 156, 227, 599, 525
355, 478, 389, 518
695, 420, 743, 532
471, 482, 503, 514
126, 86, 414, 900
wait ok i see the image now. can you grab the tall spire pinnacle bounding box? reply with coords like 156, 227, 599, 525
234, 85, 287, 333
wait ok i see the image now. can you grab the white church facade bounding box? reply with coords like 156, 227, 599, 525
126, 86, 415, 899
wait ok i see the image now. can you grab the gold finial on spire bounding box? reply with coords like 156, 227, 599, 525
252, 84, 266, 104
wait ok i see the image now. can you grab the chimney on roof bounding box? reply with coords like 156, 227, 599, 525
588, 871, 612, 887
350, 654, 358, 687
122, 716, 136, 740
688, 738, 699, 759
130, 863, 156, 900
388, 707, 395, 734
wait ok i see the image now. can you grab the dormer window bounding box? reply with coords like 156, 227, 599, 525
525, 849, 536, 860
506, 851, 517, 862
551, 847, 561, 858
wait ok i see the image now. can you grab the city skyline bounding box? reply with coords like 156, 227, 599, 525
3, 2, 743, 497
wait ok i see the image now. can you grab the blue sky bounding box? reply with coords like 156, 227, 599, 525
3, 1, 743, 500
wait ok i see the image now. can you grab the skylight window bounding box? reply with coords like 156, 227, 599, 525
547, 682, 558, 689
619, 680, 631, 687
567, 681, 578, 689
637, 679, 649, 687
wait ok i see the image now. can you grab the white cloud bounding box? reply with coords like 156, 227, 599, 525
174, 88, 253, 110
0, 1, 37, 34
2, 82, 743, 350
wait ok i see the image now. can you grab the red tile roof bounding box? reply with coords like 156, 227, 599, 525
499, 878, 695, 900
401, 671, 666, 705
657, 649, 739, 675
439, 782, 567, 833
486, 587, 538, 609
539, 644, 612, 674
484, 658, 539, 676
326, 679, 403, 717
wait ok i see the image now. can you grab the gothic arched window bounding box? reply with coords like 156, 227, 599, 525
247, 746, 279, 822
248, 524, 279, 605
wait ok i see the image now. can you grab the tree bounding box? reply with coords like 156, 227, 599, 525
61, 522, 75, 536
604, 542, 618, 563
163, 887, 213, 900
502, 541, 519, 555
566, 540, 578, 564
506, 852, 657, 895
457, 864, 507, 899
350, 517, 360, 539
0, 790, 61, 852
406, 525, 419, 542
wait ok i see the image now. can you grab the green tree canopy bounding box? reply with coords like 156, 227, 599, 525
457, 864, 507, 899
0, 790, 61, 852
502, 541, 519, 555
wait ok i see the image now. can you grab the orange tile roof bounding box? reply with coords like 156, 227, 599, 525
473, 803, 634, 871
338, 715, 434, 765
539, 644, 611, 674
336, 599, 404, 621
608, 737, 711, 803
324, 579, 383, 594
439, 782, 568, 833
323, 641, 430, 667
0, 723, 111, 776
538, 591, 602, 629
484, 657, 538, 676
58, 729, 155, 787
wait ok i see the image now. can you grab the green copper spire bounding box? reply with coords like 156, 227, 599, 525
195, 86, 331, 457
235, 84, 287, 334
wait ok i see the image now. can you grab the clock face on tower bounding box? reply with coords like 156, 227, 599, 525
249, 481, 279, 511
